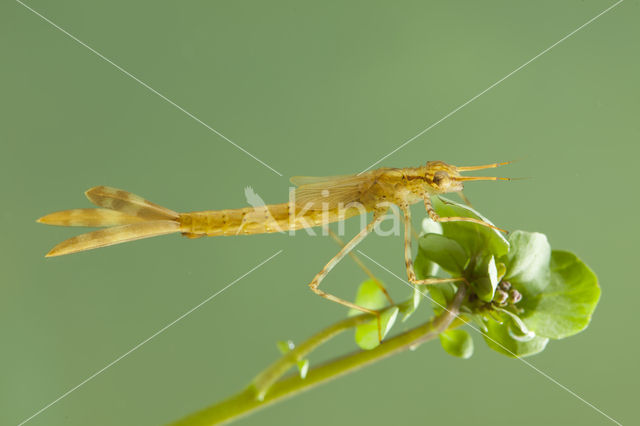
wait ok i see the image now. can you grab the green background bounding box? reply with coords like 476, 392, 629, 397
2, 0, 637, 425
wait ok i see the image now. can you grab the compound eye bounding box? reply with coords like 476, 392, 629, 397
433, 171, 448, 185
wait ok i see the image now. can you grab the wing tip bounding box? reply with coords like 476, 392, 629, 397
44, 241, 71, 257
85, 185, 105, 200
37, 214, 57, 225
44, 246, 63, 257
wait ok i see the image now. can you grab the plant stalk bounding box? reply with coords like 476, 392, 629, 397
170, 285, 467, 426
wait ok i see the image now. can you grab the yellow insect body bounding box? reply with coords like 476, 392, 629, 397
38, 161, 510, 257
39, 160, 512, 339
180, 204, 359, 237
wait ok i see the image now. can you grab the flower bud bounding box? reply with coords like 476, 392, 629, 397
494, 289, 509, 305
508, 289, 522, 304
499, 280, 512, 291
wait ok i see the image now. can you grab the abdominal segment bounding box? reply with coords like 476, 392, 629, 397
179, 203, 365, 236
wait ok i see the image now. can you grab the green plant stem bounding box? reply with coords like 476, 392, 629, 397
251, 295, 423, 398
170, 285, 467, 426
252, 310, 374, 399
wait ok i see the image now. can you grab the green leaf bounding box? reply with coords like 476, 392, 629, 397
349, 280, 398, 350
398, 286, 422, 322
495, 308, 535, 342
419, 233, 468, 273
503, 230, 551, 296
413, 233, 466, 314
354, 307, 399, 350
408, 228, 449, 322
414, 217, 443, 283
410, 247, 439, 320
421, 217, 443, 235
276, 340, 294, 354
483, 314, 549, 358
439, 329, 474, 359
496, 262, 507, 282
427, 282, 456, 315
296, 359, 309, 379
472, 255, 499, 302
520, 250, 600, 339
413, 246, 439, 280
348, 279, 387, 317
432, 196, 509, 258
468, 314, 489, 333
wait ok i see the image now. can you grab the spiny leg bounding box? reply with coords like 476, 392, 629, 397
424, 195, 507, 233
309, 209, 388, 341
401, 205, 468, 287
392, 206, 419, 241
328, 228, 394, 305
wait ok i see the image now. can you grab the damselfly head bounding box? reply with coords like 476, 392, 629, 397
425, 160, 512, 194
424, 161, 463, 193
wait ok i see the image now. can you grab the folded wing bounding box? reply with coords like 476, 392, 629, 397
85, 186, 179, 220
290, 172, 377, 210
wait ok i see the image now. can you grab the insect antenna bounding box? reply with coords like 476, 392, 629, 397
456, 176, 511, 182
456, 160, 516, 171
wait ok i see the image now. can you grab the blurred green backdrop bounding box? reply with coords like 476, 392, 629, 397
2, 0, 637, 425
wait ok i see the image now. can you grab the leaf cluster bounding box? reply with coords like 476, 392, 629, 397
349, 197, 600, 358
